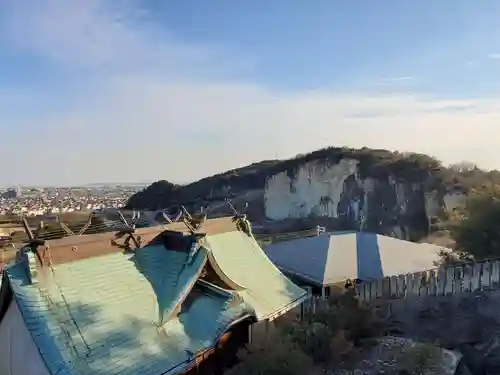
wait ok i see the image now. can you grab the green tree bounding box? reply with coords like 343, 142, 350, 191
451, 184, 500, 259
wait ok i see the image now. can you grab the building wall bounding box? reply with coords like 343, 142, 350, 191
0, 300, 50, 375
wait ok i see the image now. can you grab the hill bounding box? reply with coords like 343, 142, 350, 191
126, 146, 500, 241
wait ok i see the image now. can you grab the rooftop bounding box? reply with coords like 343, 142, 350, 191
0, 216, 307, 375
264, 231, 447, 286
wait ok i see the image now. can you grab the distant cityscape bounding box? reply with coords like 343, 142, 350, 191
0, 184, 148, 217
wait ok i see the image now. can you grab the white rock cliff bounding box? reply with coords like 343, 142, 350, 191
264, 158, 465, 239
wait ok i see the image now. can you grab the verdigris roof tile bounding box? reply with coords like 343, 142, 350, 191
204, 231, 308, 321
5, 245, 253, 375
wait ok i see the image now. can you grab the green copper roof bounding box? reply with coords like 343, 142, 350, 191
5, 246, 253, 375
2, 229, 308, 375
204, 231, 308, 321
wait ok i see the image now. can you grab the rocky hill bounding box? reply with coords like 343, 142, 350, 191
126, 146, 500, 241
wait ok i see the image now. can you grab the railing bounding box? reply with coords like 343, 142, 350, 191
254, 225, 326, 244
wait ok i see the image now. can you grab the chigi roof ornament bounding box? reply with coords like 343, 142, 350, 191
18, 216, 51, 283
181, 205, 207, 234
56, 212, 93, 236
162, 210, 182, 225
179, 206, 208, 265
113, 210, 142, 251
227, 199, 253, 237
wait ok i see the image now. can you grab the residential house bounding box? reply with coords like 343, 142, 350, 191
0, 217, 308, 375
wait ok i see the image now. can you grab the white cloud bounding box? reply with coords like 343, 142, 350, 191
2, 0, 500, 186
488, 53, 500, 60
380, 76, 415, 83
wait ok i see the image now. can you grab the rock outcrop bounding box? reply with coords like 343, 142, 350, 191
126, 146, 496, 241
264, 158, 466, 241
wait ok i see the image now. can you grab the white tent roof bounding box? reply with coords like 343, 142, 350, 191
264, 232, 446, 286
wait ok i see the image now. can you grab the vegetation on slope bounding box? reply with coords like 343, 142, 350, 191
126, 159, 281, 209
126, 146, 500, 211
227, 290, 382, 375
434, 183, 500, 261
227, 290, 446, 375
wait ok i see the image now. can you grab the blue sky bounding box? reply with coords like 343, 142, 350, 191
1, 0, 500, 185
147, 0, 500, 93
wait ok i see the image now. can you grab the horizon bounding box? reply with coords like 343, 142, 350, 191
6, 146, 497, 189
2, 1, 500, 185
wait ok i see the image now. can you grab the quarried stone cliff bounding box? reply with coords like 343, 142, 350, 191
264, 158, 466, 240
126, 146, 482, 241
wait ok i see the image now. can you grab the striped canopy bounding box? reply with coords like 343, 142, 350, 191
264, 231, 446, 286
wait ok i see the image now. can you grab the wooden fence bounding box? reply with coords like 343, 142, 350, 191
355, 259, 500, 302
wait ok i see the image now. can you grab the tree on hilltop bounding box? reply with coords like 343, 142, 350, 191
451, 184, 500, 259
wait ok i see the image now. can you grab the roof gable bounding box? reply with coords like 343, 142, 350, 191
132, 243, 208, 325
1, 216, 308, 374
4, 245, 253, 375
203, 231, 308, 321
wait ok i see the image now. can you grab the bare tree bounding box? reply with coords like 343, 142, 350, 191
449, 161, 478, 173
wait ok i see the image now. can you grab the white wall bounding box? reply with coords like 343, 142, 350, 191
0, 299, 50, 375
264, 158, 466, 223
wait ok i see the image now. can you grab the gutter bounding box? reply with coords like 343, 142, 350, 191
263, 291, 311, 322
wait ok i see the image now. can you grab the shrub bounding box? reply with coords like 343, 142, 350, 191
226, 328, 319, 375
229, 289, 384, 374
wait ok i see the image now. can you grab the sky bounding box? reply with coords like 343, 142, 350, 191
2, 0, 500, 186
